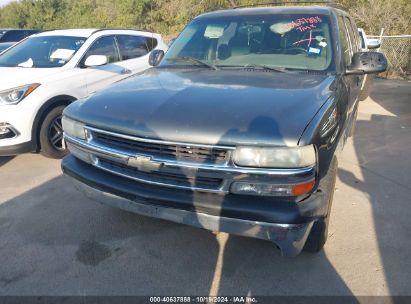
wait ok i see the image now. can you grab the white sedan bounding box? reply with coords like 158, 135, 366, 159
0, 29, 167, 158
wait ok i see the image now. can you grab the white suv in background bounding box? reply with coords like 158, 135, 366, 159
0, 29, 167, 158
358, 28, 381, 51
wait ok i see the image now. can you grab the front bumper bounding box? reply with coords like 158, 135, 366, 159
0, 102, 36, 150
70, 177, 313, 257
61, 155, 329, 257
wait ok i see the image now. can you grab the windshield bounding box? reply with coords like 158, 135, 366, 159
0, 36, 86, 68
162, 13, 334, 71
0, 43, 13, 53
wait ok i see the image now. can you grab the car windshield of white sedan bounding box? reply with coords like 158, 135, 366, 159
0, 36, 86, 68
162, 14, 334, 71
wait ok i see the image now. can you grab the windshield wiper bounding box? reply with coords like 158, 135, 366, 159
167, 57, 219, 70
218, 64, 288, 73
283, 67, 329, 74
243, 64, 288, 73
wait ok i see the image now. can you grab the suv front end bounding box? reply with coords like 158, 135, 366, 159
62, 115, 336, 257
61, 7, 344, 257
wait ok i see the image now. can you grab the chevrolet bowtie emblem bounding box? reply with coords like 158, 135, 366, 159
127, 155, 163, 172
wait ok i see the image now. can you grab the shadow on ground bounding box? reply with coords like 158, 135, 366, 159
338, 79, 411, 297
0, 156, 14, 168
0, 173, 353, 296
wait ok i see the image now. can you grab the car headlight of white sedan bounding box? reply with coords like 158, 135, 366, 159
0, 83, 40, 105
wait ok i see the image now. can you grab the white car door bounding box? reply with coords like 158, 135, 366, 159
81, 35, 127, 96
114, 35, 156, 75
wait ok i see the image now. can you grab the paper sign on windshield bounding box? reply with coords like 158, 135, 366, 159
50, 49, 75, 61
204, 25, 225, 39
18, 58, 34, 68
270, 22, 295, 35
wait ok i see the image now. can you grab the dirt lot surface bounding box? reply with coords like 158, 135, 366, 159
0, 79, 410, 296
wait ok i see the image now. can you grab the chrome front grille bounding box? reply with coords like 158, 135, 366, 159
98, 158, 223, 190
65, 126, 316, 193
91, 130, 228, 165
80, 126, 235, 192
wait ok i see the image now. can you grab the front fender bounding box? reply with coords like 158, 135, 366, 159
298, 81, 348, 180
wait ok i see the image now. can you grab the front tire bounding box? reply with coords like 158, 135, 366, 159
39, 105, 68, 159
303, 158, 338, 253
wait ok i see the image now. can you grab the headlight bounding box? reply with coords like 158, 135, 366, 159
233, 145, 316, 168
0, 83, 40, 105
62, 116, 86, 140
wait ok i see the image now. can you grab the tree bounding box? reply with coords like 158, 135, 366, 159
0, 0, 409, 35
345, 0, 411, 35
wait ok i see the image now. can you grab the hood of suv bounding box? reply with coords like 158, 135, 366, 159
65, 68, 336, 146
0, 67, 61, 91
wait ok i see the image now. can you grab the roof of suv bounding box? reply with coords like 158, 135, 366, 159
197, 6, 340, 19
35, 29, 100, 38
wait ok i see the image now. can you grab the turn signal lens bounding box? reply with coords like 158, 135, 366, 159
292, 180, 316, 196
66, 142, 93, 164
231, 179, 316, 197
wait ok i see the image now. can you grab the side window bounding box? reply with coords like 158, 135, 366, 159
345, 17, 359, 53
350, 19, 361, 51
116, 35, 158, 60
0, 31, 26, 42
82, 36, 120, 65
338, 16, 351, 66
146, 37, 158, 52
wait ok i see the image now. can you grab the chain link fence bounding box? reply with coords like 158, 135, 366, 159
369, 35, 411, 79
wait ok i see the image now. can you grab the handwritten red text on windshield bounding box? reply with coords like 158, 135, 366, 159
288, 16, 323, 32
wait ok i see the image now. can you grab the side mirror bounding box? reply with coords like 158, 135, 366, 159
346, 52, 388, 75
84, 55, 108, 67
149, 49, 165, 67
367, 39, 381, 50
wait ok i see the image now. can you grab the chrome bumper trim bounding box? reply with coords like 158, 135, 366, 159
85, 126, 236, 150
95, 156, 227, 193
65, 133, 316, 193
65, 134, 315, 176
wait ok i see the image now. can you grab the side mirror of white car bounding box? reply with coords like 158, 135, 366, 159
367, 39, 381, 50
84, 55, 108, 67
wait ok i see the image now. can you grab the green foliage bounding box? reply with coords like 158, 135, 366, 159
0, 0, 409, 36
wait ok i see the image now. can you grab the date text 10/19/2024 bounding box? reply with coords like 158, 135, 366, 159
150, 296, 258, 303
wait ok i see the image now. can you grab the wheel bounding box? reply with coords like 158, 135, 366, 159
39, 105, 68, 159
303, 157, 338, 253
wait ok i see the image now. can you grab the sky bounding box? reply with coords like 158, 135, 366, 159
0, 0, 13, 7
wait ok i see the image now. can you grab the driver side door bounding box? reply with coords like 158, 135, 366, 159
80, 35, 128, 96
339, 16, 362, 121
